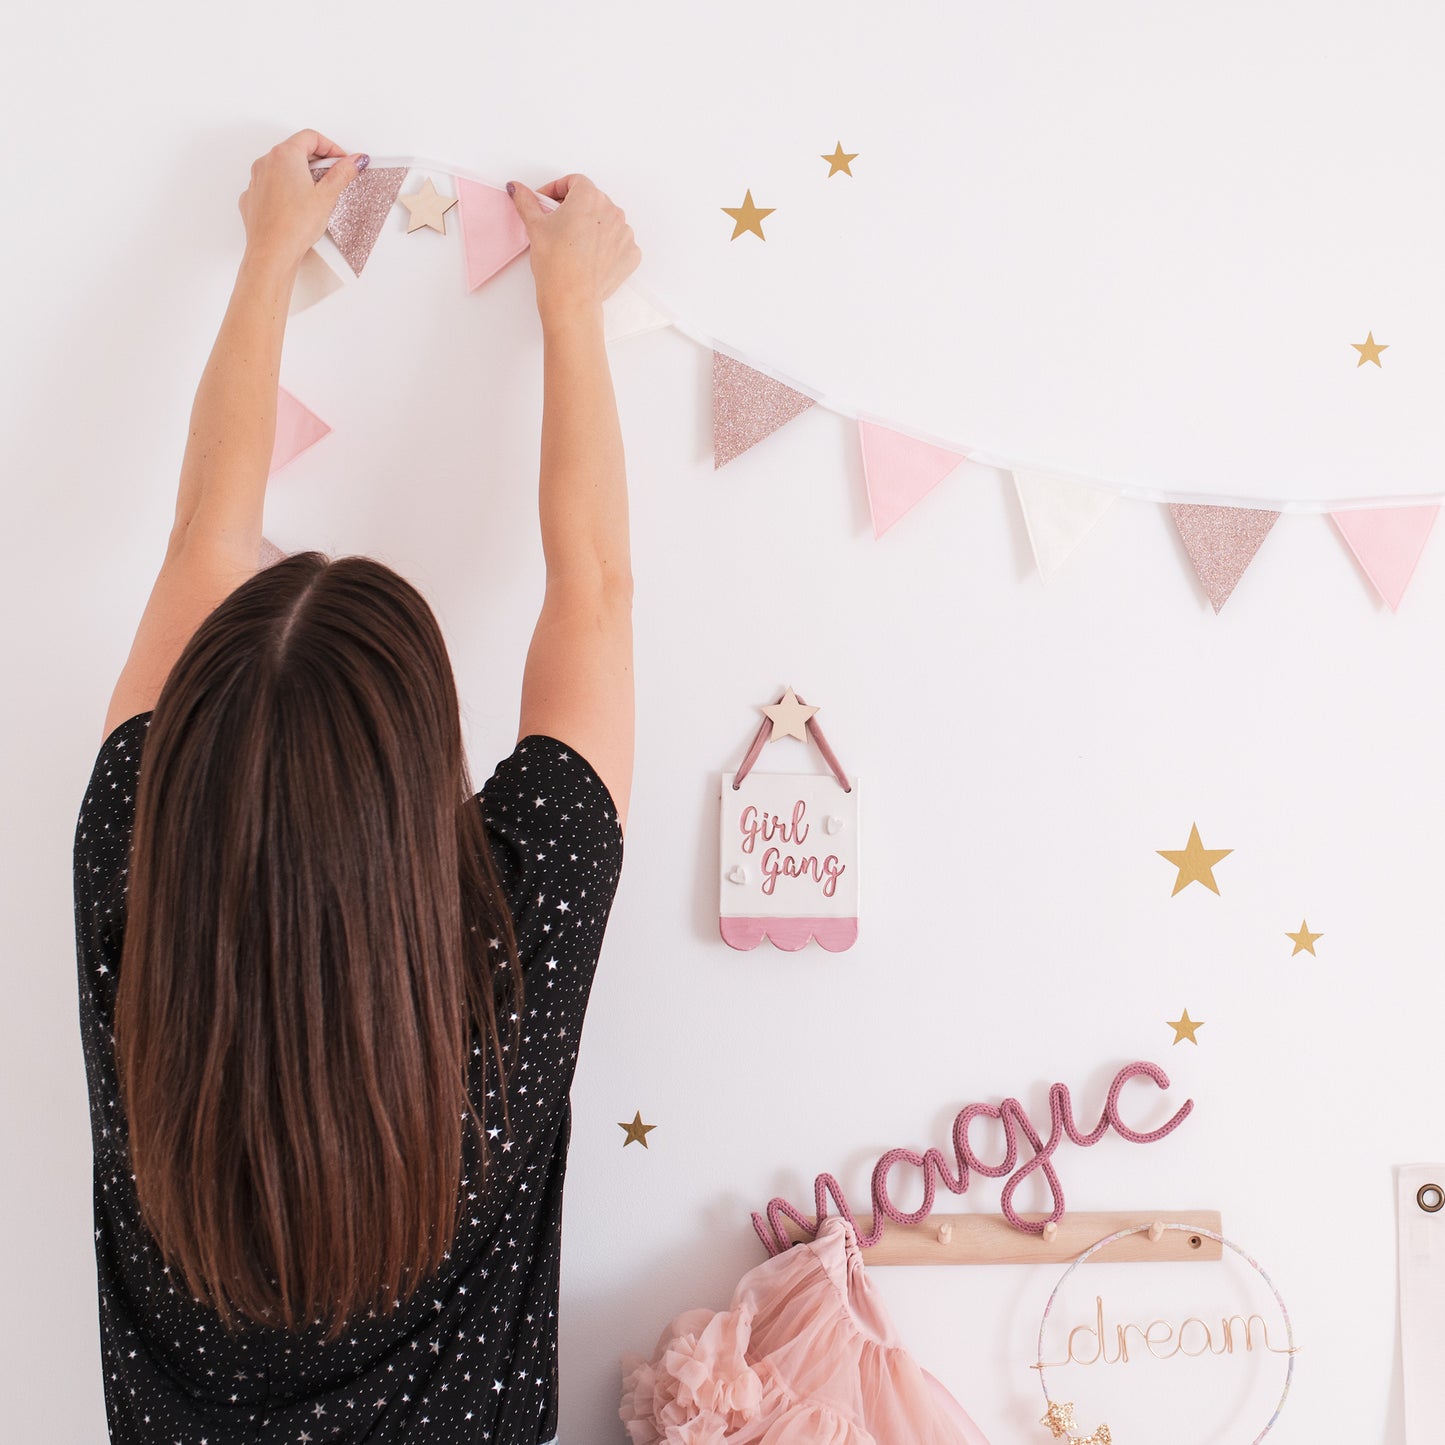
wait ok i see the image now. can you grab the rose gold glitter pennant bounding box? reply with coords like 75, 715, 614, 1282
309, 165, 409, 276
1169, 503, 1280, 613
258, 537, 286, 568
712, 352, 815, 468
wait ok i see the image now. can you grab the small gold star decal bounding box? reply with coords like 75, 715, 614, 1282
760, 686, 819, 742
1157, 823, 1232, 896
1286, 919, 1323, 956
721, 189, 774, 240
618, 1112, 656, 1148
821, 142, 859, 177
398, 177, 459, 235
1352, 331, 1388, 367
1168, 1009, 1204, 1045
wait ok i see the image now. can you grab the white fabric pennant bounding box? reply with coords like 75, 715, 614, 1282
604, 283, 672, 343
1399, 1164, 1445, 1441
1011, 468, 1118, 578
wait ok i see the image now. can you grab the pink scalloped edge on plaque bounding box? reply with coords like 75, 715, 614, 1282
720, 917, 858, 952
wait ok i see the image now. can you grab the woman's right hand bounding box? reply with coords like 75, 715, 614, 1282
507, 174, 640, 323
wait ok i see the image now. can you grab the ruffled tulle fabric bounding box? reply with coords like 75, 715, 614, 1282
619, 1217, 990, 1444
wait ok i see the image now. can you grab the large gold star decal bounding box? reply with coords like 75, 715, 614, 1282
722, 189, 774, 240
618, 1112, 657, 1148
1168, 1009, 1204, 1045
1286, 919, 1323, 956
1352, 331, 1388, 367
761, 686, 819, 742
821, 142, 859, 177
398, 177, 459, 235
1157, 823, 1232, 896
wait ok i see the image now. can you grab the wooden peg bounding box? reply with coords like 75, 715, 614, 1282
1147, 1221, 1165, 1243
936, 1221, 953, 1244
1041, 1221, 1059, 1243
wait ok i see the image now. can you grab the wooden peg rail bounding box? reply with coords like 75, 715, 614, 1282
777, 1211, 1224, 1265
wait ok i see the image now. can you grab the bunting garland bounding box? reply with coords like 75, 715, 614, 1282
283, 151, 1444, 612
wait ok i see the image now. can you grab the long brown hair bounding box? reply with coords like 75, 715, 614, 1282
114, 552, 520, 1340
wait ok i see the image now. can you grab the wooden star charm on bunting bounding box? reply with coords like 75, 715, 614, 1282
1286, 919, 1323, 956
761, 686, 819, 742
1352, 331, 1388, 367
399, 176, 459, 235
1157, 823, 1232, 896
1168, 1009, 1204, 1045
722, 189, 774, 240
618, 1112, 657, 1148
821, 142, 859, 177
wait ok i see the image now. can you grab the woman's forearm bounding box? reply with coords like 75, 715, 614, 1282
171, 250, 298, 557
536, 301, 632, 594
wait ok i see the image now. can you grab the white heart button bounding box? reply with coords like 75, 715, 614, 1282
825, 815, 844, 835
726, 865, 747, 885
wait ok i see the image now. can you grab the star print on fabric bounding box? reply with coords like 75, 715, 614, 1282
1157, 823, 1232, 896
72, 719, 623, 1444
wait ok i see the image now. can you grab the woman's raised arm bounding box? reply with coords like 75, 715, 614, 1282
509, 175, 640, 834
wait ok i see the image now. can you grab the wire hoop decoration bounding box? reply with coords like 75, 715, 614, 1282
1031, 1223, 1297, 1444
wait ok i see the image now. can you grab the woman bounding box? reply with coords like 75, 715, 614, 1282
72, 130, 639, 1445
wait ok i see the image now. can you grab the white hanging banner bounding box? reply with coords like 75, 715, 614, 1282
1398, 1164, 1445, 1441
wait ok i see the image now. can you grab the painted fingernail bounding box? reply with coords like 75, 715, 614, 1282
506, 181, 516, 196
355, 153, 371, 171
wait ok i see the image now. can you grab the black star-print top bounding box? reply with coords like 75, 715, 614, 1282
73, 714, 624, 1445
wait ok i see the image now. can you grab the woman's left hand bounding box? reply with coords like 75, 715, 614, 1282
237, 130, 368, 270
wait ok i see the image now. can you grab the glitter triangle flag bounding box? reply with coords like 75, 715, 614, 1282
713, 353, 816, 468
1012, 469, 1118, 576
271, 387, 330, 477
457, 178, 531, 292
858, 421, 968, 538
1169, 503, 1280, 613
258, 537, 286, 568
603, 283, 671, 342
1329, 504, 1439, 611
308, 165, 409, 276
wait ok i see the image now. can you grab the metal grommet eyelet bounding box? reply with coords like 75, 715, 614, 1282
1418, 1183, 1445, 1213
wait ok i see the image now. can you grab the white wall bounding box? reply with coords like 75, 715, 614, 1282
6, 3, 1444, 1439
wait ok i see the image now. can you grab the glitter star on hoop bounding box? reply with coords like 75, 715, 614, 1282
1040, 1400, 1076, 1437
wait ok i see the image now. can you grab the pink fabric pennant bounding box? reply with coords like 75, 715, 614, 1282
1330, 505, 1439, 611
712, 352, 816, 468
308, 165, 409, 276
457, 178, 531, 292
1169, 503, 1280, 612
858, 421, 968, 538
270, 387, 331, 477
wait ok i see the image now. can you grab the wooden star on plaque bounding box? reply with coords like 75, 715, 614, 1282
399, 177, 459, 235
760, 686, 819, 742
618, 1112, 657, 1148
722, 189, 774, 240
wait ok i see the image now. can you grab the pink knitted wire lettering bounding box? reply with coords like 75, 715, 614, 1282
750, 1062, 1192, 1257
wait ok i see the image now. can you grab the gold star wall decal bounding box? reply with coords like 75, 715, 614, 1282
1157, 823, 1233, 896
618, 1112, 657, 1148
1286, 919, 1323, 956
398, 177, 459, 235
1168, 1009, 1204, 1045
821, 142, 859, 177
1352, 331, 1388, 367
760, 686, 819, 742
722, 189, 774, 240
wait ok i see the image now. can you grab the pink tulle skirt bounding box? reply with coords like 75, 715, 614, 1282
619, 1216, 991, 1443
